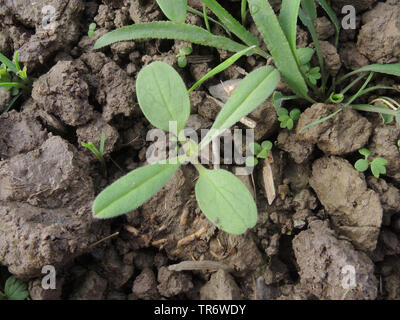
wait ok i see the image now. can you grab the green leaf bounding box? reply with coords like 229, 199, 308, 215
289, 108, 301, 120
93, 159, 181, 219
200, 0, 259, 47
4, 276, 29, 300
94, 22, 248, 53
0, 53, 18, 73
248, 0, 310, 101
299, 2, 326, 85
372, 157, 387, 167
156, 0, 188, 23
249, 142, 261, 155
277, 107, 289, 116
195, 168, 258, 234
136, 62, 190, 133
279, 0, 301, 62
297, 47, 315, 65
261, 140, 273, 151
257, 148, 269, 158
338, 64, 400, 84
359, 148, 371, 157
317, 0, 340, 47
245, 156, 258, 167
354, 159, 369, 172
286, 118, 294, 130
99, 133, 106, 155
201, 66, 280, 147
188, 45, 255, 93
371, 159, 387, 178
272, 91, 298, 110
376, 104, 394, 124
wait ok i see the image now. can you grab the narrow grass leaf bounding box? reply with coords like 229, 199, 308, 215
136, 62, 190, 132
156, 0, 187, 23
188, 45, 255, 93
195, 168, 257, 234
248, 0, 310, 100
317, 0, 340, 47
337, 64, 400, 84
0, 53, 17, 73
94, 22, 247, 53
93, 160, 181, 219
200, 0, 259, 46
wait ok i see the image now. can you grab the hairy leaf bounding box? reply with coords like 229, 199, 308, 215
156, 0, 188, 23
94, 22, 247, 53
195, 167, 257, 234
93, 159, 181, 219
136, 62, 190, 133
201, 66, 280, 147
200, 0, 259, 46
279, 0, 301, 62
248, 0, 310, 100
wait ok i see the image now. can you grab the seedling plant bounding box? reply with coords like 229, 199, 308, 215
93, 61, 280, 235
92, 0, 400, 235
0, 51, 32, 113
81, 133, 107, 173
0, 276, 29, 300
176, 46, 193, 68
354, 148, 387, 179
246, 140, 273, 167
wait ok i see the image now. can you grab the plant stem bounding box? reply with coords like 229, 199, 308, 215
203, 4, 211, 32
241, 0, 247, 25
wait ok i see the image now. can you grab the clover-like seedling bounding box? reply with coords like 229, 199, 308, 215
354, 148, 387, 178
246, 140, 273, 167
0, 276, 29, 300
92, 61, 280, 235
88, 23, 97, 38
81, 133, 107, 170
176, 46, 193, 68
0, 51, 31, 112
277, 107, 301, 130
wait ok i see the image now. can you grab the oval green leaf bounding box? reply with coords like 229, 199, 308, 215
156, 0, 187, 23
136, 61, 190, 133
93, 160, 181, 219
195, 168, 258, 234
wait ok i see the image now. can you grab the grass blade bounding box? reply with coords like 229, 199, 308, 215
94, 22, 248, 53
0, 53, 17, 73
248, 0, 310, 101
337, 63, 400, 84
93, 159, 181, 219
317, 0, 340, 47
188, 45, 255, 93
200, 0, 259, 47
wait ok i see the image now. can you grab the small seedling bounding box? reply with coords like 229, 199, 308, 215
81, 133, 107, 171
354, 148, 387, 178
246, 140, 273, 167
92, 61, 280, 235
0, 51, 31, 113
176, 46, 192, 68
0, 276, 29, 300
88, 23, 97, 38
277, 107, 301, 130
